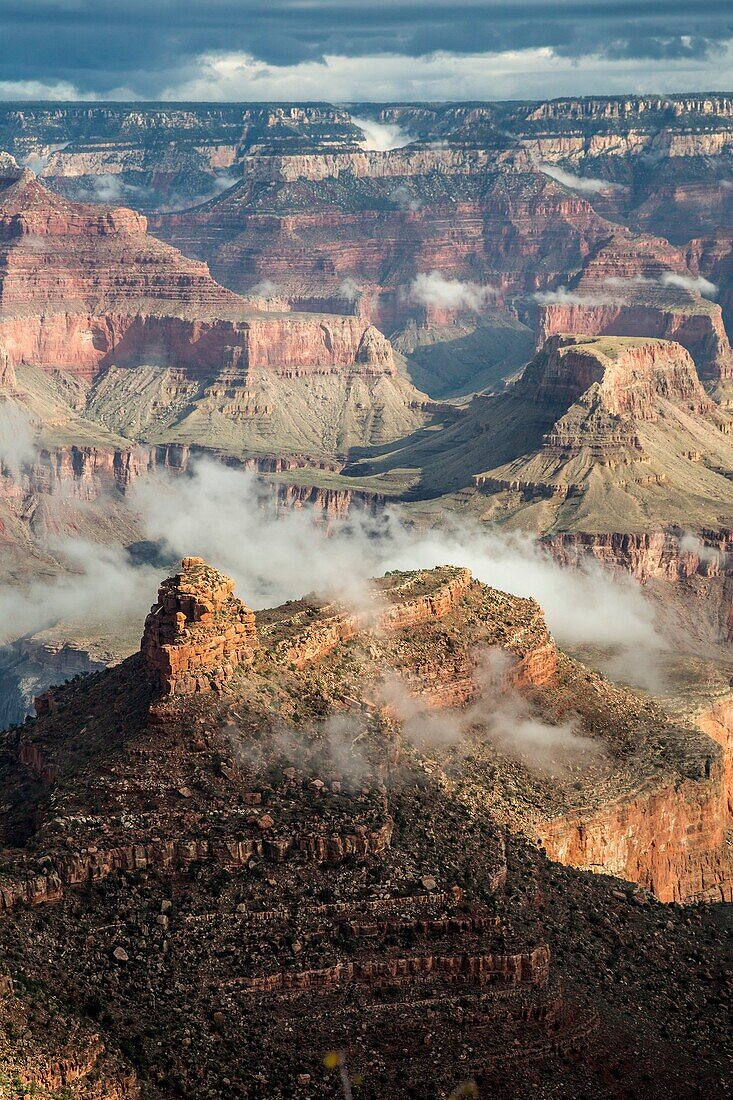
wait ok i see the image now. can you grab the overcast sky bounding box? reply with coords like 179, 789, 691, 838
0, 1, 731, 102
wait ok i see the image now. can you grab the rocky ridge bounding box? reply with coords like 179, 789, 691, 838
342, 334, 733, 531
0, 559, 729, 1095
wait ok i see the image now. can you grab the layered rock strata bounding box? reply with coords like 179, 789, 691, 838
142, 557, 257, 695
0, 154, 427, 465
536, 235, 733, 389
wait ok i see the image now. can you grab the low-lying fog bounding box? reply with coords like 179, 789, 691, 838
0, 457, 668, 690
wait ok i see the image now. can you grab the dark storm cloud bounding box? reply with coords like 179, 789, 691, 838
0, 1, 730, 98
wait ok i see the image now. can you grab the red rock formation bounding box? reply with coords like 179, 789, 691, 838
536, 675, 733, 905
546, 528, 733, 644
536, 235, 733, 385
233, 944, 550, 994
0, 157, 397, 385
538, 299, 733, 386
537, 754, 732, 904
154, 168, 613, 332
275, 568, 475, 670
547, 528, 733, 582
0, 346, 14, 387
686, 230, 733, 373
141, 557, 257, 695
522, 333, 717, 418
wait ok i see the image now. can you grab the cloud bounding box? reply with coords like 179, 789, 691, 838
338, 277, 361, 300
0, 402, 37, 475
0, 540, 158, 646
393, 184, 422, 212
2, 2, 732, 101
126, 459, 666, 685
0, 79, 99, 101
0, 458, 668, 692
70, 169, 239, 213
603, 273, 719, 299
677, 531, 725, 568
156, 171, 241, 213
660, 272, 718, 298
249, 279, 281, 297
533, 286, 610, 306
538, 163, 626, 194
146, 41, 733, 104
21, 142, 68, 177
383, 648, 600, 772
224, 710, 372, 786
408, 271, 496, 312
351, 116, 413, 151
84, 173, 133, 203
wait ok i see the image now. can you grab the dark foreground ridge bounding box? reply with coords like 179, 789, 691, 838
0, 559, 730, 1098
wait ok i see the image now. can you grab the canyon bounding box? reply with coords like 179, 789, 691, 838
3, 96, 731, 408
0, 95, 729, 1052
0, 151, 429, 466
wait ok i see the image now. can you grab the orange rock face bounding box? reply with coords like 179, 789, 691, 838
538, 300, 733, 385
536, 234, 733, 385
537, 745, 733, 905
141, 557, 257, 695
0, 158, 396, 385
522, 333, 716, 418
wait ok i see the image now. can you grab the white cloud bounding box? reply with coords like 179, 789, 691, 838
408, 271, 496, 311
351, 116, 413, 151
0, 459, 668, 698
249, 279, 281, 297
677, 532, 724, 567
0, 79, 134, 101
0, 541, 158, 646
660, 272, 718, 298
0, 79, 92, 101
86, 174, 131, 202
604, 273, 719, 299
538, 163, 626, 194
158, 45, 733, 104
393, 184, 422, 212
383, 649, 600, 771
127, 460, 666, 684
21, 143, 69, 178
338, 277, 361, 300
0, 402, 37, 475
533, 286, 610, 306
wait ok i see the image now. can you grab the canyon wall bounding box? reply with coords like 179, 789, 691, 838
537, 703, 733, 904
538, 299, 733, 385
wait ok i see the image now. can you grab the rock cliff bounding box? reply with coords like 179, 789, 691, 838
344, 334, 733, 534
142, 557, 257, 695
7, 100, 730, 405
0, 155, 430, 462
536, 234, 733, 393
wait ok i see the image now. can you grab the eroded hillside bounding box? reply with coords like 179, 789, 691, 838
0, 558, 730, 1096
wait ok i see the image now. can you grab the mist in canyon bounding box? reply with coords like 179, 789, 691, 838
538, 163, 626, 194
352, 117, 413, 152
382, 648, 600, 772
0, 403, 38, 475
407, 270, 497, 311
0, 458, 668, 690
